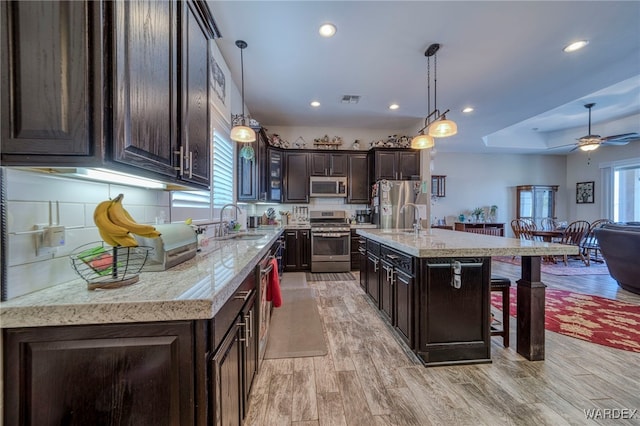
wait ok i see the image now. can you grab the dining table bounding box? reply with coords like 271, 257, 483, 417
529, 229, 565, 263
530, 229, 565, 242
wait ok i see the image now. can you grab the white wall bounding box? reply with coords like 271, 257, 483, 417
429, 153, 567, 236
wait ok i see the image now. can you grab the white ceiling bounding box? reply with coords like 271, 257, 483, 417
208, 1, 640, 154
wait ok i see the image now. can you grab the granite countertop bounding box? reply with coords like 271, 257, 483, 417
356, 228, 580, 258
0, 228, 284, 329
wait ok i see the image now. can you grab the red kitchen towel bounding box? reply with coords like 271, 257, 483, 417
266, 257, 282, 307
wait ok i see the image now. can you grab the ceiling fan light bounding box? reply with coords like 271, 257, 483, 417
411, 133, 435, 149
230, 125, 256, 143
428, 118, 458, 138
579, 142, 599, 152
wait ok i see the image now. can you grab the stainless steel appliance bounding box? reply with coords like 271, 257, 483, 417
355, 209, 372, 224
309, 176, 347, 198
372, 180, 429, 229
310, 210, 351, 272
134, 224, 198, 271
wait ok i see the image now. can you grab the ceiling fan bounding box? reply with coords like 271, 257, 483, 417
565, 103, 639, 152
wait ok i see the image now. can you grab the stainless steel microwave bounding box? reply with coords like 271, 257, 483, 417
309, 176, 347, 197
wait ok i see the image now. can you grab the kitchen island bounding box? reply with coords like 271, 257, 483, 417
356, 228, 579, 364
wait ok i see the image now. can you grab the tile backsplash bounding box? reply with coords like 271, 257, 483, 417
2, 168, 171, 299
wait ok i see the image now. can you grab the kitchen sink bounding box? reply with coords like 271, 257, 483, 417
230, 233, 267, 240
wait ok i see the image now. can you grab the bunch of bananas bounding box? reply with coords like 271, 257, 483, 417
93, 194, 161, 247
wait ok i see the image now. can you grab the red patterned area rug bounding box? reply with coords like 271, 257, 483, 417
491, 288, 640, 353
493, 256, 610, 275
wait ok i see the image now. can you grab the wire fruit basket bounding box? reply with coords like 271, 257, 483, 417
70, 242, 153, 290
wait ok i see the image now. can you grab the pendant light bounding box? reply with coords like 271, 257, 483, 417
411, 43, 457, 149
230, 40, 256, 144
411, 46, 435, 149
426, 44, 457, 138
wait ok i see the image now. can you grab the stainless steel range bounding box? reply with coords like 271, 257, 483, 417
310, 210, 351, 273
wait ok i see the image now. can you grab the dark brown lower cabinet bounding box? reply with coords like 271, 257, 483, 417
283, 229, 310, 271
358, 238, 367, 292
380, 257, 394, 322
394, 268, 414, 347
366, 254, 380, 306
211, 316, 243, 426
3, 267, 261, 426
3, 321, 195, 426
417, 257, 491, 366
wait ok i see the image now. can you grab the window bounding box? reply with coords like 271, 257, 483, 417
600, 157, 640, 222
211, 130, 234, 208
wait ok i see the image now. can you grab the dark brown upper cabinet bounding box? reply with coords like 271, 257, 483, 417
1, 0, 218, 190
347, 153, 369, 204
369, 148, 420, 183
284, 151, 309, 203
1, 1, 103, 164
309, 152, 348, 177
237, 128, 267, 201
179, 0, 212, 187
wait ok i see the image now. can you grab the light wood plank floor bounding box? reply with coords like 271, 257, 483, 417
245, 262, 640, 426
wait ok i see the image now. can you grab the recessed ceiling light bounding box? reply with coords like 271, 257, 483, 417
319, 23, 337, 38
310, 101, 321, 107
563, 40, 589, 53
389, 104, 399, 110
462, 107, 474, 113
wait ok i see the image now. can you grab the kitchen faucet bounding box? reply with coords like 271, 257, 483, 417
400, 203, 422, 235
219, 203, 242, 236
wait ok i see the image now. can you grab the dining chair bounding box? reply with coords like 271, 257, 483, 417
580, 219, 612, 266
511, 219, 534, 240
541, 217, 559, 231
556, 220, 590, 265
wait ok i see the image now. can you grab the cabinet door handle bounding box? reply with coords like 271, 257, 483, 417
243, 314, 251, 347
174, 147, 184, 175
188, 151, 193, 179
237, 321, 247, 345
234, 290, 251, 302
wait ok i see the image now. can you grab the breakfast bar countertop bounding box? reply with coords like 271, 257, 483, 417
356, 228, 579, 258
0, 228, 284, 329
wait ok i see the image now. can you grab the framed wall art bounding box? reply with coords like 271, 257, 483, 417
576, 181, 594, 204
209, 40, 231, 125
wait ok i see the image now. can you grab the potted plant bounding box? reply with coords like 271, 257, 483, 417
472, 207, 484, 223
488, 205, 498, 222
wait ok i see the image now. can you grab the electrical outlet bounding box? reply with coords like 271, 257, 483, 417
43, 225, 66, 247
34, 224, 65, 257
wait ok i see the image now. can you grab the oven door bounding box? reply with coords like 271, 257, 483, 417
311, 232, 351, 262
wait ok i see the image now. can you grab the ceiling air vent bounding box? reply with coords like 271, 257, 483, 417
341, 95, 360, 104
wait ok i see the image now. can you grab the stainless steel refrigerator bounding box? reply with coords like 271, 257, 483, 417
372, 180, 429, 229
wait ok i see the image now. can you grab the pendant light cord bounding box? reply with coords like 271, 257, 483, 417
427, 56, 431, 125
240, 46, 246, 125
433, 53, 438, 116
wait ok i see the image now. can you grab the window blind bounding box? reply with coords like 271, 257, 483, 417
212, 130, 234, 208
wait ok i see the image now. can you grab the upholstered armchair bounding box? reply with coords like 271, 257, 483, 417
595, 223, 640, 294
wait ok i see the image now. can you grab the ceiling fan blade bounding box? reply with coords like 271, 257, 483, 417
546, 142, 578, 150
601, 132, 640, 143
